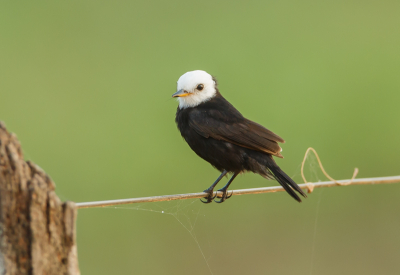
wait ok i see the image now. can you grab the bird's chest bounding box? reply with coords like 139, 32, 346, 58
175, 109, 211, 151
176, 111, 202, 144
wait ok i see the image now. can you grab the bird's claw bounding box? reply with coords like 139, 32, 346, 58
200, 197, 213, 204
214, 189, 232, 203
200, 189, 216, 204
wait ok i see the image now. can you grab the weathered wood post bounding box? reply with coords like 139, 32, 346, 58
0, 122, 79, 274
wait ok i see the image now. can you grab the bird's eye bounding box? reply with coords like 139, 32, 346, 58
196, 84, 204, 91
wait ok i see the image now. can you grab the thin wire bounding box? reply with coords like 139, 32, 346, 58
76, 175, 400, 209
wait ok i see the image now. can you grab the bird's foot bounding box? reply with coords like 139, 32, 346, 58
214, 188, 233, 203
200, 188, 217, 204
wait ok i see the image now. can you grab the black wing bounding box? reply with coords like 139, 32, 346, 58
188, 106, 285, 158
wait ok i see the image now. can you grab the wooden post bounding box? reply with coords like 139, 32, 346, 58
0, 122, 79, 275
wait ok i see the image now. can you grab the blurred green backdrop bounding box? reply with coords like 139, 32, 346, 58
1, 0, 400, 274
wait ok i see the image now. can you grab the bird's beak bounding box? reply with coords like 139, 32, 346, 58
172, 89, 190, 98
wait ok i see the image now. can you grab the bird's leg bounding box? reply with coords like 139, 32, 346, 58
215, 173, 238, 203
201, 170, 228, 204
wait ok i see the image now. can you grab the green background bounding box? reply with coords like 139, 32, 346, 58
1, 1, 400, 274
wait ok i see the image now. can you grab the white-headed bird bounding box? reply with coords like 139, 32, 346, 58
173, 70, 306, 203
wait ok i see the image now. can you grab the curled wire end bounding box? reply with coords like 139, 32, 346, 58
337, 168, 359, 186
301, 147, 359, 188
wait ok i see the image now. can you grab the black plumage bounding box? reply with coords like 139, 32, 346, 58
174, 77, 306, 203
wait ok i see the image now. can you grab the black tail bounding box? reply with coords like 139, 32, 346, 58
267, 159, 307, 202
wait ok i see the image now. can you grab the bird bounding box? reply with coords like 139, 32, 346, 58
173, 70, 306, 203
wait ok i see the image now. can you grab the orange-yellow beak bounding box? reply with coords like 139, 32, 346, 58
172, 89, 191, 98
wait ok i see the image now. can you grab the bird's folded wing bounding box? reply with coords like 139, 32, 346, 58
188, 110, 285, 158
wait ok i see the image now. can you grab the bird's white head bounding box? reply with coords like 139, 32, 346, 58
172, 70, 217, 109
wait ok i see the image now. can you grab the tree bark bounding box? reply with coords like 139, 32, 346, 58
0, 122, 79, 275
